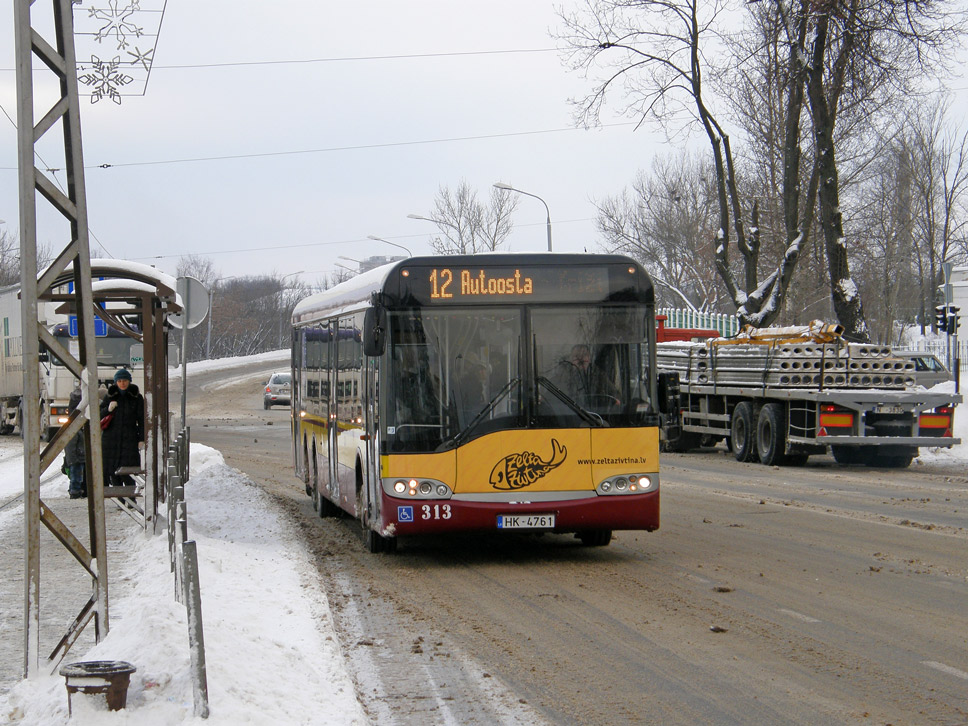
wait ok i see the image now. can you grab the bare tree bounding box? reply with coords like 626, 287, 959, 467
596, 151, 726, 310
557, 0, 807, 328
851, 137, 918, 343
1, 228, 54, 287
176, 254, 219, 288
421, 180, 518, 254
797, 0, 967, 340
0, 227, 18, 287
558, 0, 966, 340
908, 97, 968, 332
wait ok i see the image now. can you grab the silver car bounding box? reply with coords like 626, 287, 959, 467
263, 371, 292, 409
895, 351, 952, 388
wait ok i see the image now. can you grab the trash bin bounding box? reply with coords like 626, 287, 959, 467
60, 660, 137, 714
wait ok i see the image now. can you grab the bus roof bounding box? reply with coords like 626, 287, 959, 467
291, 252, 653, 326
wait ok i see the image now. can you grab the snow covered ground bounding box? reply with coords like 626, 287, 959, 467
0, 443, 365, 725
0, 353, 964, 724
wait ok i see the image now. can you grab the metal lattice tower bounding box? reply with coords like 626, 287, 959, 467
14, 0, 110, 677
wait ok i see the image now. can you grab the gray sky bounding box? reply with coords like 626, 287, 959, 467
1, 1, 667, 287
3, 2, 965, 291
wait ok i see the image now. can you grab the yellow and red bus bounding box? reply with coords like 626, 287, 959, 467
291, 253, 662, 552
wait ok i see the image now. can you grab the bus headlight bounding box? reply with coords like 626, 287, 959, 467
597, 474, 657, 496
383, 477, 452, 499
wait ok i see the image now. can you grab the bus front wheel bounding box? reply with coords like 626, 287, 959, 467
578, 529, 612, 547
358, 477, 396, 553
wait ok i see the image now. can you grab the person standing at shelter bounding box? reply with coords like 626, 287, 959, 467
65, 387, 86, 499
100, 368, 144, 487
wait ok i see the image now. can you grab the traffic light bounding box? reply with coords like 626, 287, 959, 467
950, 306, 961, 333
936, 305, 949, 332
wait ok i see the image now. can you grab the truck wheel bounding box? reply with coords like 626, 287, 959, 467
756, 403, 787, 466
731, 402, 756, 462
831, 445, 863, 465
665, 430, 700, 453
879, 454, 914, 468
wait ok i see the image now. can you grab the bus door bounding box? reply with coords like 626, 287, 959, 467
317, 320, 336, 504
333, 316, 362, 508
362, 352, 380, 517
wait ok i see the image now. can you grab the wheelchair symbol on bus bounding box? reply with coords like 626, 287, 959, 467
398, 506, 414, 522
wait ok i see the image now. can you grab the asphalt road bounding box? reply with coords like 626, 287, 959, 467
188, 360, 968, 725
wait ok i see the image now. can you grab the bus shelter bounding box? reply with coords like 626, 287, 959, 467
47, 260, 182, 533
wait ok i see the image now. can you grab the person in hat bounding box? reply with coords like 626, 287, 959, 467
64, 386, 86, 499
100, 368, 144, 487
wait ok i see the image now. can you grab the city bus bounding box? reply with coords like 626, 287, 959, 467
290, 253, 662, 552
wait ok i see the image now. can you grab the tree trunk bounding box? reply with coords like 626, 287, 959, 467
806, 10, 870, 343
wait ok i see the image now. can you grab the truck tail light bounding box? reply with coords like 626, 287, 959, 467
920, 406, 953, 436
819, 405, 853, 434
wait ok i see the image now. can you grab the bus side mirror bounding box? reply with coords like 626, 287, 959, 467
363, 306, 386, 357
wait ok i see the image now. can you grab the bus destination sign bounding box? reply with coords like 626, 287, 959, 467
406, 266, 615, 304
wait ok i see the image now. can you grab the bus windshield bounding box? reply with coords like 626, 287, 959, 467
386, 304, 654, 453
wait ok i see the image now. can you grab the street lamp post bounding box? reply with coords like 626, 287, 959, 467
493, 182, 552, 252
366, 235, 412, 257
407, 213, 459, 232
407, 214, 461, 252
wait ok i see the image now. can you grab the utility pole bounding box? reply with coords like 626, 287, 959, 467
15, 0, 109, 675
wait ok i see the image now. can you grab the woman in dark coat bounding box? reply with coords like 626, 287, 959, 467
100, 368, 144, 486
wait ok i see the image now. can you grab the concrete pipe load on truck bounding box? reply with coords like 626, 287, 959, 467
657, 320, 961, 468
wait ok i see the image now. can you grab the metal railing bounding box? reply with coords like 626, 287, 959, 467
165, 427, 210, 719
656, 308, 740, 337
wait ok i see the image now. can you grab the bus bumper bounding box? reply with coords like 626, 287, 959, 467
379, 489, 659, 536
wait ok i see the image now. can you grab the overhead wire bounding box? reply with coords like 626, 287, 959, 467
0, 101, 114, 257
131, 217, 598, 263
89, 122, 636, 169
0, 47, 559, 73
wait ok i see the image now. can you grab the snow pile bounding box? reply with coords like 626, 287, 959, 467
0, 444, 365, 726
913, 380, 966, 465
168, 349, 289, 379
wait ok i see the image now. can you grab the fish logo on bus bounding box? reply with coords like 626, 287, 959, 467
489, 439, 567, 490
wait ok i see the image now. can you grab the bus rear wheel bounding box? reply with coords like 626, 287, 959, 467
578, 529, 612, 547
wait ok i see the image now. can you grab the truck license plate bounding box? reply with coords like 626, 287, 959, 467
875, 404, 903, 414
497, 514, 555, 529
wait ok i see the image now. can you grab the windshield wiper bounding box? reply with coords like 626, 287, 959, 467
440, 377, 520, 450
536, 376, 605, 427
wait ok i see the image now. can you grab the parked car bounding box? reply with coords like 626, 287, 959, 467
895, 351, 953, 388
263, 371, 292, 409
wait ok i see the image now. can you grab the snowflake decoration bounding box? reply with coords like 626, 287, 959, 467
78, 55, 133, 104
88, 0, 144, 50
126, 45, 154, 72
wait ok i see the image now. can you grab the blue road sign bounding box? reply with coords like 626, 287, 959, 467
68, 315, 108, 337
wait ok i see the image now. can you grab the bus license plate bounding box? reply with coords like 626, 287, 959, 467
497, 513, 555, 529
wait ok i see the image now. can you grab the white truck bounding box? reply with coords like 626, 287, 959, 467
657, 321, 961, 468
0, 283, 144, 440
